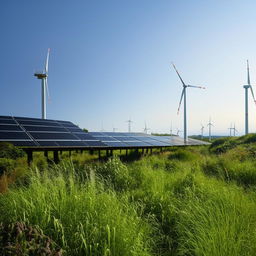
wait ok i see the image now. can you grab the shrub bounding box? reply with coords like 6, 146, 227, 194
0, 142, 25, 159
0, 158, 16, 176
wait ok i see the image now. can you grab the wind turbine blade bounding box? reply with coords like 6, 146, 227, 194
249, 85, 256, 104
177, 88, 185, 114
247, 60, 251, 85
187, 85, 205, 89
45, 78, 51, 102
172, 63, 186, 86
45, 48, 50, 74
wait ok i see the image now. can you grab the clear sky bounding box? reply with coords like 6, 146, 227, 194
1, 0, 256, 136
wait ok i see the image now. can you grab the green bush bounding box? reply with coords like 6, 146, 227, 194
0, 142, 25, 159
168, 149, 197, 161
0, 158, 16, 176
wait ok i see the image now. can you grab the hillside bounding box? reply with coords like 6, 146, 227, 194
1, 136, 256, 255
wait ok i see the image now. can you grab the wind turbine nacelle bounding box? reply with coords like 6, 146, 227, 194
243, 85, 250, 89
34, 72, 47, 79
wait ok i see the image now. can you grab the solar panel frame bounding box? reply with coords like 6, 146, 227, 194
0, 116, 210, 149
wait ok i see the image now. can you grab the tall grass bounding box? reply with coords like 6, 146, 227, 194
1, 143, 256, 255
0, 163, 153, 256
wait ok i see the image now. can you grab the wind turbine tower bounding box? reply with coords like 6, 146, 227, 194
243, 60, 256, 135
228, 123, 233, 137
172, 63, 205, 143
233, 123, 238, 137
144, 122, 150, 134
34, 49, 50, 119
127, 118, 132, 132
207, 118, 214, 141
200, 124, 204, 139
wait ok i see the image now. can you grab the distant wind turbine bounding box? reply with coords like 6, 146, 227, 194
243, 60, 256, 134
34, 48, 50, 119
126, 118, 132, 132
228, 123, 233, 137
176, 128, 182, 136
172, 63, 205, 143
200, 124, 204, 139
207, 117, 214, 141
233, 123, 238, 137
143, 122, 150, 134
170, 122, 173, 136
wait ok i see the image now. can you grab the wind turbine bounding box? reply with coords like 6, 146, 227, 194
172, 63, 205, 143
176, 128, 182, 136
228, 123, 233, 137
126, 118, 132, 132
170, 122, 173, 136
243, 60, 256, 134
34, 49, 50, 119
207, 117, 214, 141
200, 124, 204, 139
143, 122, 150, 134
233, 123, 238, 137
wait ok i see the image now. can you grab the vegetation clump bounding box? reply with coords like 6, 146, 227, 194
1, 138, 256, 255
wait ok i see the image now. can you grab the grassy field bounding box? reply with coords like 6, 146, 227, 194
1, 135, 256, 255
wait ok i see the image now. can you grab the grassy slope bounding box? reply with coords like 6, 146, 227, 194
1, 136, 256, 255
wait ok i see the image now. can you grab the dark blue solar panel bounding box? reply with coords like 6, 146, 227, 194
56, 141, 86, 147
0, 125, 22, 131
0, 132, 31, 140
23, 126, 67, 132
29, 132, 78, 140
0, 116, 13, 119
19, 120, 61, 126
103, 141, 129, 147
83, 141, 106, 147
10, 141, 37, 147
92, 136, 119, 142
0, 119, 16, 125
37, 141, 59, 147
65, 128, 83, 132
74, 133, 96, 140
125, 141, 151, 147
112, 136, 138, 141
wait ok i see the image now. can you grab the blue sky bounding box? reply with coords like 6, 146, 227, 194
1, 0, 256, 136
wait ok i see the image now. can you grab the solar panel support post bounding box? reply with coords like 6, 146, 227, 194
69, 150, 71, 157
120, 149, 122, 154
98, 150, 101, 159
150, 148, 153, 154
44, 151, 48, 159
26, 150, 33, 165
53, 151, 59, 164
142, 148, 144, 154
89, 149, 94, 155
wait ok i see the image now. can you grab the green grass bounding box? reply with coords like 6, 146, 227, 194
1, 136, 256, 255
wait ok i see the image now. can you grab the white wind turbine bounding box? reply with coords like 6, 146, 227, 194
200, 124, 204, 139
126, 118, 132, 133
243, 60, 256, 135
34, 49, 50, 119
233, 123, 238, 137
143, 122, 150, 134
207, 117, 214, 141
228, 123, 233, 137
172, 63, 205, 143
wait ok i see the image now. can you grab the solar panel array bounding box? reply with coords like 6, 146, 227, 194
0, 116, 209, 149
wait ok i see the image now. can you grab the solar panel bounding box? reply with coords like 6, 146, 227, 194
0, 116, 209, 149
0, 125, 22, 131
